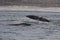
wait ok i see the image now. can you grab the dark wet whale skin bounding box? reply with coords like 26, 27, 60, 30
26, 15, 40, 20
26, 15, 50, 22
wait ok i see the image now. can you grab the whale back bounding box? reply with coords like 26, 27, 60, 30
26, 15, 40, 20
39, 17, 50, 22
26, 15, 50, 22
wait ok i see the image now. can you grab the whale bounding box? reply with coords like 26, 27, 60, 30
26, 15, 50, 22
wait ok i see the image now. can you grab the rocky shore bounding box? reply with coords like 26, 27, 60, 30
0, 0, 60, 7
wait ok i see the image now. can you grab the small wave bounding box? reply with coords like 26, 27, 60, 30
8, 23, 31, 26
0, 38, 3, 40
0, 38, 16, 40
0, 20, 17, 22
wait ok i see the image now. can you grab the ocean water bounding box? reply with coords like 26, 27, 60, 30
0, 11, 60, 40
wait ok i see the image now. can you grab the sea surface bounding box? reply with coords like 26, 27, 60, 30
0, 11, 60, 40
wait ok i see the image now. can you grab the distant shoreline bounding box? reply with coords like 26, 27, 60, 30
0, 6, 60, 12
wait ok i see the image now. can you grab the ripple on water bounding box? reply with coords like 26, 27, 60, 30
0, 38, 16, 40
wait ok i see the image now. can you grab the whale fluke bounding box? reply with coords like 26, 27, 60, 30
8, 23, 31, 26
26, 15, 50, 22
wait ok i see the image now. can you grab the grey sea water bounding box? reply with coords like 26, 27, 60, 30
0, 11, 60, 40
